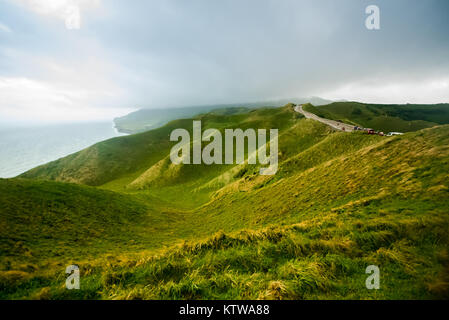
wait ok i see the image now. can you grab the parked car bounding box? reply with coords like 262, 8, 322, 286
386, 132, 404, 136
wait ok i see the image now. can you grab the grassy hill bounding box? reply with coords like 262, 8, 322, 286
303, 102, 449, 132
0, 179, 196, 267
2, 104, 449, 299
20, 106, 303, 189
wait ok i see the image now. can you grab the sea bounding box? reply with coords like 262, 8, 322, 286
0, 122, 126, 178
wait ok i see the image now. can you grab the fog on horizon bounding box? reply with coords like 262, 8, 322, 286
1, 0, 448, 125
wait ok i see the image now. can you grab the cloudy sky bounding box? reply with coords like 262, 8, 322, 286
0, 0, 448, 124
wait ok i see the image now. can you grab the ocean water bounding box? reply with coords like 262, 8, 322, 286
0, 122, 126, 178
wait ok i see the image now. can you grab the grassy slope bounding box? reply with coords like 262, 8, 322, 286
98, 126, 449, 300
303, 102, 449, 133
3, 105, 449, 299
0, 179, 192, 266
19, 120, 184, 186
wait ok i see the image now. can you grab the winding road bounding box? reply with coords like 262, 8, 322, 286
294, 104, 354, 132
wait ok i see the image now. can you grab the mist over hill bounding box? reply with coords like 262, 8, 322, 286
113, 97, 332, 134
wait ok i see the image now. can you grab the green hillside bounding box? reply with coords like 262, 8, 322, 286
0, 178, 193, 267
303, 102, 449, 132
20, 106, 302, 189
2, 104, 449, 299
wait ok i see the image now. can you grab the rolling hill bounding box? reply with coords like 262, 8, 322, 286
2, 103, 449, 299
0, 178, 195, 267
303, 102, 449, 132
20, 105, 303, 189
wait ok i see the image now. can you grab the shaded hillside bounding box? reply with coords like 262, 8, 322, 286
303, 102, 449, 132
0, 178, 188, 268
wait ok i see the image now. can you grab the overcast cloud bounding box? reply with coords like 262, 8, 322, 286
0, 0, 448, 124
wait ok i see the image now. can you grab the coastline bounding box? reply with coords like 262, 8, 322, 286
0, 122, 128, 178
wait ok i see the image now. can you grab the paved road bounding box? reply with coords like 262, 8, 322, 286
294, 104, 354, 132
